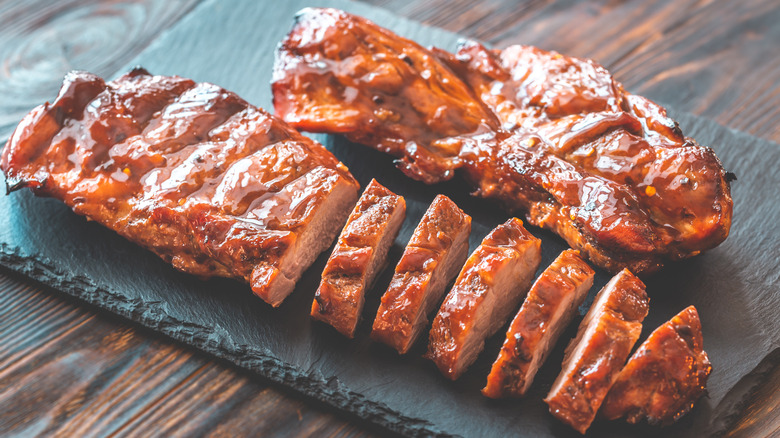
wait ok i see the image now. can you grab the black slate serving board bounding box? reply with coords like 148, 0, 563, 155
1, 0, 779, 436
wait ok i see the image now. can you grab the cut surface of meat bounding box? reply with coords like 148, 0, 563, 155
545, 269, 649, 434
311, 179, 406, 337
483, 249, 594, 398
427, 218, 542, 380
371, 194, 471, 354
600, 305, 711, 425
272, 7, 734, 275
1, 68, 359, 306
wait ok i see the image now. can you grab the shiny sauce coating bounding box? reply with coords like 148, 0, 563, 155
1, 68, 358, 303
272, 7, 734, 274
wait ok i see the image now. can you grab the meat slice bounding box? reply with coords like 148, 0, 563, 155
272, 7, 734, 275
483, 249, 594, 398
1, 68, 359, 307
600, 306, 712, 425
371, 195, 471, 354
311, 179, 406, 337
545, 269, 649, 434
427, 218, 542, 380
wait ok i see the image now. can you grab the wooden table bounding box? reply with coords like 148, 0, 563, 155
0, 0, 778, 436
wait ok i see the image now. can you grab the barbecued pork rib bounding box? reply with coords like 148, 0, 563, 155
545, 269, 649, 434
272, 10, 498, 185
483, 249, 594, 399
372, 195, 471, 354
600, 306, 711, 425
1, 68, 359, 306
427, 218, 542, 380
311, 179, 406, 337
272, 7, 733, 275
451, 41, 732, 260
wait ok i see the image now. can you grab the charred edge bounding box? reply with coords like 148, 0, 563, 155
672, 122, 683, 139
725, 172, 737, 183
5, 176, 28, 194
314, 293, 330, 314
513, 333, 532, 362
127, 66, 151, 77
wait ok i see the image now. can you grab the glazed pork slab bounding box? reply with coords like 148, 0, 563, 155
1, 68, 359, 306
272, 7, 734, 275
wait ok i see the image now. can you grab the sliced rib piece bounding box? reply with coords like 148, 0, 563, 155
601, 305, 712, 425
545, 269, 649, 434
483, 249, 594, 398
311, 179, 406, 337
427, 218, 542, 380
1, 68, 359, 307
272, 7, 734, 275
371, 194, 471, 354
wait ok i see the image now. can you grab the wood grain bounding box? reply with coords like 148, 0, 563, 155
724, 356, 780, 438
0, 0, 200, 141
0, 0, 778, 436
0, 270, 373, 437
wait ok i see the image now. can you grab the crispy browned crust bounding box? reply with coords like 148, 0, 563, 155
371, 195, 471, 353
311, 179, 406, 337
427, 218, 542, 380
1, 68, 359, 306
544, 269, 649, 434
272, 8, 733, 275
600, 306, 712, 425
483, 249, 594, 398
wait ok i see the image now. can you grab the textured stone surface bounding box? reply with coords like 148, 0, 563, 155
1, 0, 778, 436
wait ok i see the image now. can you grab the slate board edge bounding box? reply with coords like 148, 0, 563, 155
0, 243, 451, 438
1, 0, 776, 435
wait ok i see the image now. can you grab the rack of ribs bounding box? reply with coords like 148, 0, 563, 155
372, 194, 471, 354
1, 68, 359, 306
311, 179, 406, 337
483, 249, 594, 398
272, 7, 734, 275
427, 218, 542, 380
545, 269, 649, 434
601, 305, 711, 425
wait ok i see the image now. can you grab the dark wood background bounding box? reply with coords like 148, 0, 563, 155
0, 0, 777, 436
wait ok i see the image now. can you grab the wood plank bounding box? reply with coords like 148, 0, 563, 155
0, 0, 369, 435
0, 270, 370, 437
114, 366, 373, 437
0, 0, 201, 141
0, 0, 777, 436
725, 356, 780, 438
